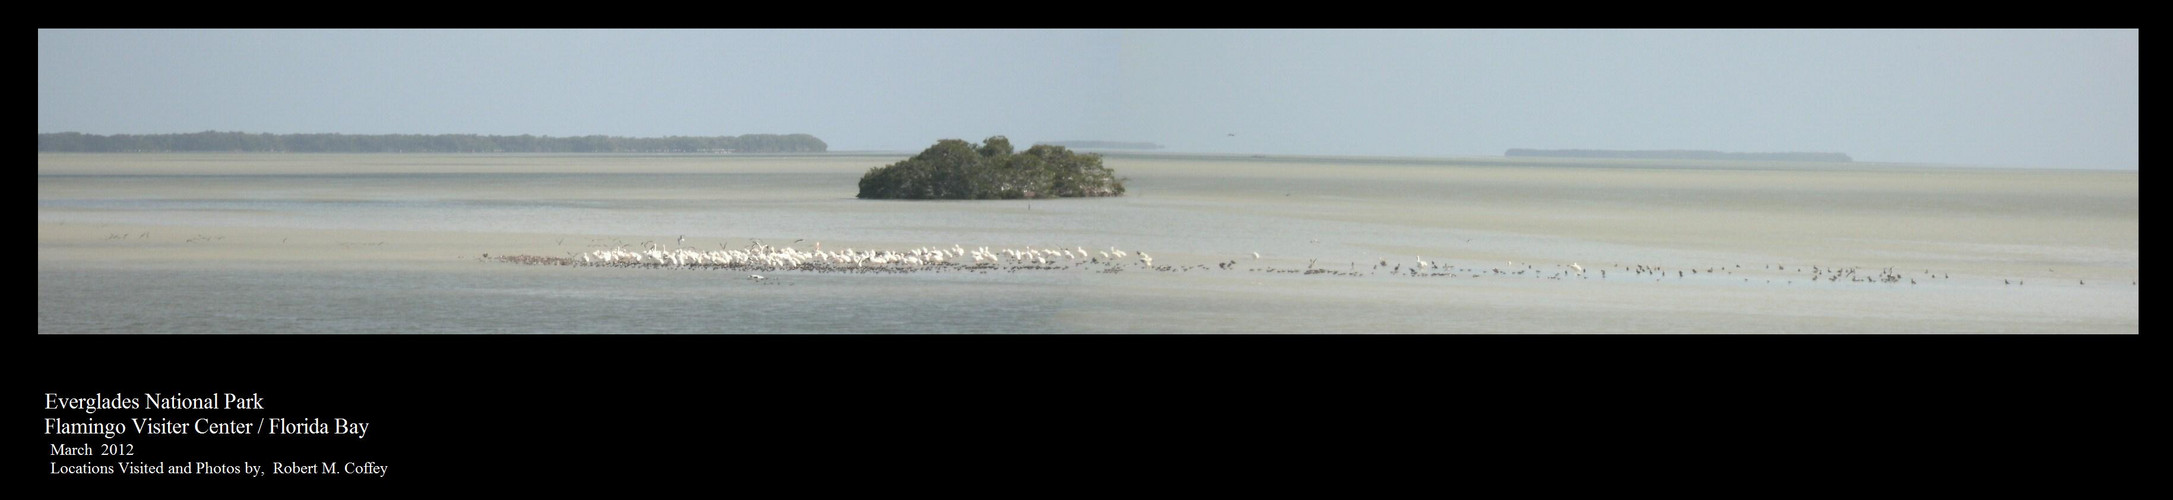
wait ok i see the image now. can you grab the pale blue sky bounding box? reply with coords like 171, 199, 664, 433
39, 29, 2138, 169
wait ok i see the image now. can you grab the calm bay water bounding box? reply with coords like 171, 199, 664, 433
37, 153, 2139, 333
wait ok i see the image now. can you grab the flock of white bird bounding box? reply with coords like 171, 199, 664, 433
531, 240, 1620, 285
539, 240, 1609, 280
568, 241, 1151, 271
504, 239, 2065, 288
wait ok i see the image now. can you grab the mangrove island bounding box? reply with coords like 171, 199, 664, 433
858, 136, 1125, 200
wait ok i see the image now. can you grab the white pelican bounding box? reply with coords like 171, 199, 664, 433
1252, 252, 1261, 260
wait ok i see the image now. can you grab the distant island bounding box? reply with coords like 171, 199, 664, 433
36, 131, 827, 153
858, 136, 1125, 200
1033, 140, 1164, 150
1506, 149, 1852, 162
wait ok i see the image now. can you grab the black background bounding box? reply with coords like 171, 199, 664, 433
33, 333, 2142, 491
30, 13, 2142, 492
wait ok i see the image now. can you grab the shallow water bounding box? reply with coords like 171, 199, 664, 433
37, 153, 2138, 333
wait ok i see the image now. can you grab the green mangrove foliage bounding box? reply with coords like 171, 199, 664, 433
857, 136, 1126, 200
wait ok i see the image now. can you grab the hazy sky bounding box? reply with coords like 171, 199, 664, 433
39, 29, 2138, 170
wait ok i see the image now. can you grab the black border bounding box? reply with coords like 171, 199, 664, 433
33, 333, 2145, 489
35, 24, 2140, 490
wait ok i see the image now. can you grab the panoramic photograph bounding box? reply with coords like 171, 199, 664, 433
37, 29, 2139, 333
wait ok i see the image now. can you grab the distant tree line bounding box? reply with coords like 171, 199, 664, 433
1033, 140, 1164, 150
36, 131, 827, 153
858, 136, 1125, 200
1506, 149, 1851, 162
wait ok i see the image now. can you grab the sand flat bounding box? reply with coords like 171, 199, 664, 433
39, 153, 2137, 333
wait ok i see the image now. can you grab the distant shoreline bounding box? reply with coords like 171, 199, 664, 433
36, 131, 828, 154
1506, 148, 1852, 162
1033, 140, 1164, 150
33, 150, 2124, 174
